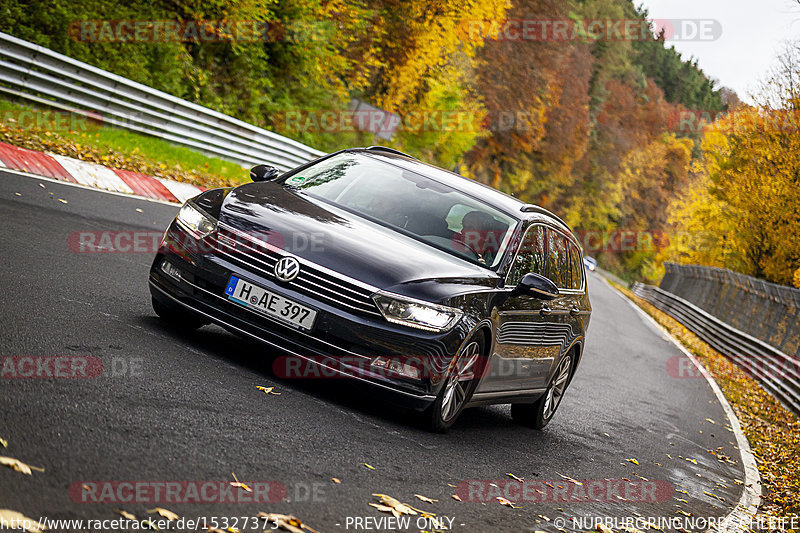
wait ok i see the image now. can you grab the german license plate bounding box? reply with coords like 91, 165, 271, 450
225, 276, 317, 330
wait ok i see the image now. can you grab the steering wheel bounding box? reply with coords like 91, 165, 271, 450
452, 233, 483, 260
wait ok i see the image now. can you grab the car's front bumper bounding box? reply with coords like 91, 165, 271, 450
148, 222, 471, 410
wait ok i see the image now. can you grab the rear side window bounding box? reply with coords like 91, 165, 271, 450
568, 244, 583, 290
544, 230, 569, 288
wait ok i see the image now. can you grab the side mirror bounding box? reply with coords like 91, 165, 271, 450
514, 273, 559, 300
250, 164, 280, 182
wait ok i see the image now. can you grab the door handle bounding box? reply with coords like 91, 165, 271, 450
539, 306, 552, 317
570, 307, 581, 317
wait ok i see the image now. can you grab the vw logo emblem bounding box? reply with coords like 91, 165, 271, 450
274, 256, 300, 282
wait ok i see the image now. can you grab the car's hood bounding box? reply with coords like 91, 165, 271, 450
217, 182, 499, 292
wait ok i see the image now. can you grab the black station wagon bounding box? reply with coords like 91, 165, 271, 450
149, 147, 591, 431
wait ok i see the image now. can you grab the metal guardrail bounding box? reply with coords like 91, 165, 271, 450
661, 262, 800, 357
0, 31, 324, 172
632, 282, 800, 414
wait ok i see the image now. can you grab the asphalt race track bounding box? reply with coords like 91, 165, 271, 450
0, 169, 748, 532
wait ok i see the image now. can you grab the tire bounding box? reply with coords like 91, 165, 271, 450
424, 333, 486, 433
152, 296, 208, 331
511, 353, 573, 430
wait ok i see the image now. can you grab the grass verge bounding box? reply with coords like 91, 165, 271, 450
611, 282, 799, 522
0, 98, 250, 189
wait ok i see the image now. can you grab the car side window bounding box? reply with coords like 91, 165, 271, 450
507, 225, 546, 286
543, 230, 566, 288
568, 244, 583, 290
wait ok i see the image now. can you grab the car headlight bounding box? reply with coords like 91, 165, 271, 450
372, 292, 462, 332
175, 202, 216, 239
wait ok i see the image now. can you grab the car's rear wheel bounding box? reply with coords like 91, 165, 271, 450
424, 333, 485, 433
152, 297, 208, 331
511, 353, 572, 430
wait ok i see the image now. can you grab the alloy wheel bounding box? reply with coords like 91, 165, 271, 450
440, 340, 481, 422
542, 355, 572, 420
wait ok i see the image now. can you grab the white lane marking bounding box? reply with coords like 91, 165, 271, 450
49, 154, 134, 194
154, 177, 202, 203
601, 276, 761, 533
0, 167, 178, 207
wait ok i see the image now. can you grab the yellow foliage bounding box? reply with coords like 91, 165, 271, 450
664, 105, 800, 285
365, 1, 508, 113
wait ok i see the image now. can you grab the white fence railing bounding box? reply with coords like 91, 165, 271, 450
0, 31, 324, 172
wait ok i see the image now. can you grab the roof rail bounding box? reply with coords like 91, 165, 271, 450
364, 146, 418, 160
520, 204, 570, 228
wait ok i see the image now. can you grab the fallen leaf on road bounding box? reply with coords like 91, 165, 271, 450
371, 494, 418, 517
556, 472, 582, 485
332, 477, 341, 484
369, 503, 394, 514
115, 509, 137, 520
256, 385, 280, 395
146, 508, 180, 521
0, 510, 47, 532
496, 496, 519, 508
506, 473, 524, 482
0, 456, 43, 475
447, 483, 457, 488
257, 512, 319, 533
414, 494, 437, 503
451, 494, 462, 502
230, 472, 252, 492
626, 458, 639, 465
363, 463, 375, 470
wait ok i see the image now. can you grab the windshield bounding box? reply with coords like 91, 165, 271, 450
282, 153, 518, 269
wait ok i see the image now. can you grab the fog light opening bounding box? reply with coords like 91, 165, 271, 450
161, 260, 183, 281
371, 356, 422, 380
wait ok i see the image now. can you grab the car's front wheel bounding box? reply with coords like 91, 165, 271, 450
511, 353, 573, 430
424, 333, 485, 433
152, 297, 209, 331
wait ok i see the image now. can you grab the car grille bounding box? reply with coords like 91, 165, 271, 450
207, 225, 382, 318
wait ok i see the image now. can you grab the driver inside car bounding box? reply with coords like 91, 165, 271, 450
453, 210, 507, 265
